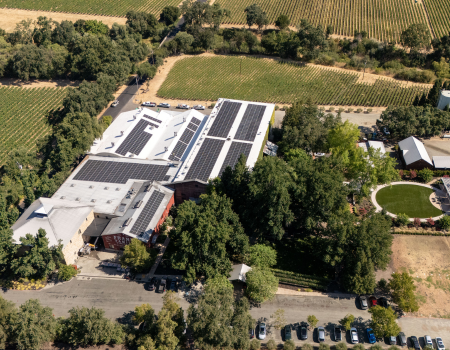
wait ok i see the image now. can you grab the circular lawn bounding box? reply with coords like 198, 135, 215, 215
375, 184, 443, 218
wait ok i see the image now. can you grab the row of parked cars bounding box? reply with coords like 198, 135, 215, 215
141, 102, 206, 110
144, 277, 184, 293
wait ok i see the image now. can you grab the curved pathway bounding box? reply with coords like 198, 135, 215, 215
371, 181, 446, 222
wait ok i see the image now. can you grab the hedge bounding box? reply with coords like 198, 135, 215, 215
271, 269, 330, 290
392, 231, 446, 236
271, 269, 330, 282
277, 277, 327, 290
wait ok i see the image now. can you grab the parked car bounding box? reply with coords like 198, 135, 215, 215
383, 126, 390, 135
170, 279, 177, 291
350, 328, 359, 344
366, 328, 376, 344
318, 327, 325, 342
314, 152, 325, 157
359, 296, 368, 310
285, 325, 292, 341
176, 104, 190, 109
111, 100, 119, 107
249, 329, 255, 339
259, 323, 266, 340
157, 278, 166, 293
158, 103, 170, 108
334, 326, 342, 341
378, 297, 389, 308
390, 336, 397, 345
145, 277, 156, 291
436, 337, 445, 350
193, 105, 205, 110
299, 325, 308, 340
398, 332, 407, 347
369, 296, 378, 307
410, 336, 420, 350
142, 101, 156, 107
425, 335, 433, 347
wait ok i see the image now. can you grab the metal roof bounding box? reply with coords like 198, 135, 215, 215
433, 156, 450, 169
357, 141, 386, 155
398, 136, 432, 166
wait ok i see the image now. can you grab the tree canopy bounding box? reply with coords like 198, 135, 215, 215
388, 272, 419, 312
245, 266, 279, 303
369, 305, 401, 338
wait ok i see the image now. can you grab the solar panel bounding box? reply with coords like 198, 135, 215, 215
234, 104, 267, 141
185, 138, 225, 181
208, 101, 242, 138
170, 141, 188, 160
191, 117, 201, 126
144, 115, 161, 124
168, 154, 180, 161
179, 128, 195, 144
187, 122, 198, 131
73, 160, 169, 184
163, 175, 171, 181
129, 190, 165, 235
116, 119, 155, 156
219, 141, 253, 176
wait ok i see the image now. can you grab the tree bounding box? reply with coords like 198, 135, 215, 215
388, 272, 419, 312
13, 299, 57, 350
244, 4, 269, 31
58, 264, 77, 281
247, 244, 277, 268
336, 343, 347, 350
275, 14, 290, 30
395, 213, 410, 227
307, 315, 318, 329
327, 120, 360, 157
232, 297, 254, 350
133, 304, 155, 332
432, 58, 450, 79
250, 338, 261, 350
440, 215, 450, 230
0, 228, 17, 275
401, 23, 431, 51
245, 266, 278, 303
160, 6, 181, 25
0, 296, 16, 349
33, 16, 54, 46
210, 3, 231, 29
173, 31, 194, 53
369, 305, 401, 338
137, 62, 157, 80
418, 168, 434, 183
338, 314, 355, 331
181, 0, 212, 26
272, 309, 286, 330
171, 191, 249, 283
57, 306, 125, 346
285, 340, 296, 350
137, 335, 156, 350
120, 238, 152, 273
267, 339, 277, 350
11, 229, 62, 279
319, 344, 330, 350
155, 309, 179, 350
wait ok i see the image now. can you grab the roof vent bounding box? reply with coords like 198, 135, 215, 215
60, 196, 65, 199
70, 184, 75, 187
116, 188, 121, 191
89, 185, 94, 189
104, 187, 109, 190
91, 199, 96, 203
174, 131, 177, 137
145, 185, 151, 192
75, 197, 80, 201
111, 142, 115, 147
123, 218, 132, 226
121, 131, 124, 136
135, 200, 143, 208
107, 200, 112, 204
133, 115, 137, 120
164, 146, 168, 152
183, 117, 186, 122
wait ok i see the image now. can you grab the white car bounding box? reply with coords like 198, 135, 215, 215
425, 336, 433, 347
350, 328, 359, 344
193, 105, 205, 110
259, 322, 266, 340
318, 326, 325, 342
314, 152, 325, 157
436, 337, 445, 350
177, 104, 190, 109
111, 100, 119, 107
158, 103, 171, 108
142, 101, 156, 107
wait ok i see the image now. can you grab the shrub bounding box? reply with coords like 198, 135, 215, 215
353, 344, 365, 350
356, 108, 363, 113
284, 340, 295, 350
418, 168, 434, 183
58, 264, 77, 281
319, 344, 330, 350
102, 115, 113, 127
348, 108, 354, 113
410, 170, 417, 179
329, 107, 335, 112
388, 346, 400, 350
377, 278, 388, 291
369, 345, 383, 350
396, 213, 410, 226
336, 343, 348, 350
338, 108, 345, 113
209, 103, 215, 109
394, 69, 435, 83
439, 215, 450, 230
302, 344, 313, 350
267, 339, 277, 350
414, 217, 421, 227
275, 105, 280, 110
250, 339, 260, 350
367, 108, 372, 113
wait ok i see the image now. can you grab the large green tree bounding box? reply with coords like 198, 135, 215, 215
171, 191, 249, 283
247, 244, 277, 268
388, 272, 419, 312
369, 305, 401, 338
244, 4, 268, 31
401, 23, 431, 51
120, 238, 153, 273
0, 296, 16, 349
245, 266, 278, 303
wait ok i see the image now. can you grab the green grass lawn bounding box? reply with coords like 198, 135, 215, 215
376, 184, 443, 218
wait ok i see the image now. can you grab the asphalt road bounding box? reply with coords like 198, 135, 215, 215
2, 278, 449, 348
101, 79, 141, 120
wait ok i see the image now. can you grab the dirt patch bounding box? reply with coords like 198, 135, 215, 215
0, 78, 79, 88
391, 235, 450, 318
0, 8, 126, 32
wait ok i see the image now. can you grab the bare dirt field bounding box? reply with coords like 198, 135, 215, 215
390, 235, 450, 318
0, 8, 126, 32
0, 78, 79, 88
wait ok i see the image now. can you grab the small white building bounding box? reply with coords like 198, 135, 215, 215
228, 264, 252, 283
398, 136, 433, 170
357, 140, 386, 155
437, 90, 450, 110
433, 156, 450, 170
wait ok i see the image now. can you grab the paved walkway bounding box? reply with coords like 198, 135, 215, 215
146, 236, 170, 279
371, 181, 447, 222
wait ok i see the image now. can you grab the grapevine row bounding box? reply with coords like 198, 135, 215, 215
422, 0, 450, 39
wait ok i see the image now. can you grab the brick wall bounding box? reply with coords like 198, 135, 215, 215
166, 181, 208, 205
62, 210, 95, 265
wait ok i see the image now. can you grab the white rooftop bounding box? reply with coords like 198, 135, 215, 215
357, 140, 386, 155
11, 198, 94, 247
175, 98, 275, 182
398, 136, 432, 166
89, 108, 207, 161
52, 155, 177, 216
228, 264, 252, 282
434, 156, 450, 169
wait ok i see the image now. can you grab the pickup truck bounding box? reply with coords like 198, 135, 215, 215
334, 327, 342, 341
157, 278, 166, 293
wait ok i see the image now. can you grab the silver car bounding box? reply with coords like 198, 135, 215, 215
425, 335, 433, 347
350, 327, 359, 344
318, 326, 325, 342
359, 296, 368, 310
193, 105, 205, 110
259, 322, 266, 340
111, 100, 119, 107
436, 337, 445, 350
158, 103, 170, 108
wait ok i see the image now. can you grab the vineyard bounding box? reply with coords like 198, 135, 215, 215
423, 0, 450, 39
0, 0, 181, 17
216, 0, 429, 42
0, 87, 66, 165
157, 56, 430, 107
271, 269, 330, 291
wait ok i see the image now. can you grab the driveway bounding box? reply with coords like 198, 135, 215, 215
101, 79, 141, 120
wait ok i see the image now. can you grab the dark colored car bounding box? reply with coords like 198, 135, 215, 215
300, 326, 308, 340
249, 329, 255, 339
157, 279, 166, 293
145, 277, 156, 291
378, 297, 389, 308
410, 336, 420, 350
285, 325, 292, 341
398, 332, 407, 347
334, 327, 342, 341
366, 328, 376, 344
170, 279, 177, 291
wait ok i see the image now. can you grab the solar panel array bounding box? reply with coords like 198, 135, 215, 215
219, 142, 253, 175
116, 120, 155, 156
129, 190, 165, 235
234, 104, 267, 142
168, 120, 199, 161
207, 101, 242, 138
191, 117, 201, 126
144, 115, 161, 124
185, 138, 225, 181
73, 160, 169, 184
